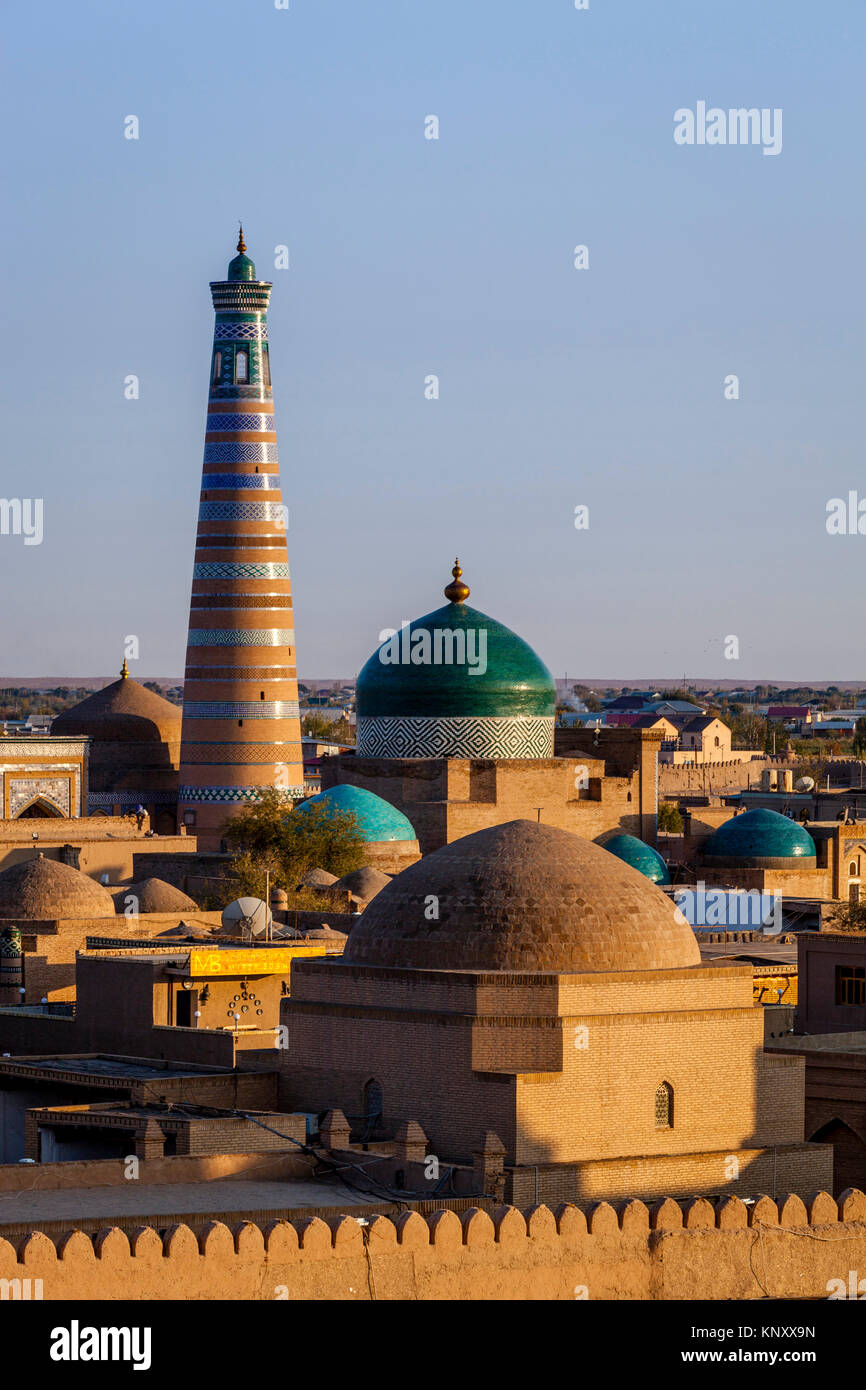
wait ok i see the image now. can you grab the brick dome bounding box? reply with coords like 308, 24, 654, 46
0, 855, 116, 920
52, 674, 181, 745
344, 820, 700, 972
114, 878, 198, 914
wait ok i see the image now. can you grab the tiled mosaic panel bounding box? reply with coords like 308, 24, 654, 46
202, 443, 279, 464
178, 785, 304, 803
205, 414, 275, 431
88, 791, 178, 806
186, 629, 294, 646
192, 563, 290, 579
356, 715, 555, 759
183, 701, 301, 718
198, 501, 285, 522
213, 323, 268, 340
199, 474, 280, 490
178, 742, 304, 764
8, 777, 71, 817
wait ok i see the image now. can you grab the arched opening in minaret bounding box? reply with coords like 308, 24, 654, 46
212, 350, 222, 383
235, 350, 248, 383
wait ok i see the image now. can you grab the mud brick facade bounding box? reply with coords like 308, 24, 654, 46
320, 726, 661, 856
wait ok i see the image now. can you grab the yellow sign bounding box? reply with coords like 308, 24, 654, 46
188, 945, 325, 977
752, 972, 798, 1005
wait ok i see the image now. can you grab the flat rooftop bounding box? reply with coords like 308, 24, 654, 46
697, 939, 798, 967
0, 1178, 393, 1242
0, 1055, 236, 1080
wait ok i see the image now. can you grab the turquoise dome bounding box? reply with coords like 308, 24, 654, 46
702, 809, 816, 866
227, 229, 256, 282
227, 251, 256, 282
603, 834, 671, 885
295, 784, 416, 843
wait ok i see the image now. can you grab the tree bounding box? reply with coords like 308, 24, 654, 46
853, 717, 866, 758
223, 788, 364, 888
658, 802, 683, 833
824, 899, 866, 934
763, 720, 787, 755
729, 712, 766, 750
584, 694, 602, 712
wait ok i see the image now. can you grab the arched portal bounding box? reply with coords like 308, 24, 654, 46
14, 797, 65, 819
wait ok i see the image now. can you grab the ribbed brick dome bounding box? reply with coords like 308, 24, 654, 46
0, 855, 116, 920
52, 675, 181, 745
344, 820, 699, 973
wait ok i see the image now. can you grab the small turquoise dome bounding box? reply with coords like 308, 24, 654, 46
295, 785, 416, 843
227, 228, 256, 282
356, 563, 556, 759
603, 834, 671, 885
702, 808, 816, 866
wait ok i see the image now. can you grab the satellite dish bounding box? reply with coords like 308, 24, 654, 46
221, 896, 272, 938
794, 776, 815, 793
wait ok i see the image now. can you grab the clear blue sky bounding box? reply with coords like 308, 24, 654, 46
2, 0, 864, 681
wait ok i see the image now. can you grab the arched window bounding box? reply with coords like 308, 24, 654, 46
363, 1078, 383, 1125
850, 862, 858, 876
235, 350, 248, 383
212, 350, 222, 383
655, 1081, 673, 1129
262, 345, 271, 387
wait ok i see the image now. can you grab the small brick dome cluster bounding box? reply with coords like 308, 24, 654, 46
344, 820, 700, 973
0, 855, 116, 920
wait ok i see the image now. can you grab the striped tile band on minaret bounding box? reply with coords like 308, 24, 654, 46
178, 229, 304, 849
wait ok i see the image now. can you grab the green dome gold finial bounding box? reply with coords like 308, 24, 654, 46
444, 558, 470, 604
227, 225, 256, 282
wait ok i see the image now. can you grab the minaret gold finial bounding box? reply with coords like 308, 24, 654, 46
444, 558, 470, 604
120, 657, 129, 680
237, 224, 246, 254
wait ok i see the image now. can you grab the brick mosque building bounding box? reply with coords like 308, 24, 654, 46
320, 563, 661, 853
177, 232, 304, 850
283, 819, 831, 1206
51, 660, 181, 832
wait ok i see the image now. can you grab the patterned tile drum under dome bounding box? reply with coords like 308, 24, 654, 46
177, 232, 304, 849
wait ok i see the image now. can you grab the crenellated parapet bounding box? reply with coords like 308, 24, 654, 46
2, 1189, 865, 1301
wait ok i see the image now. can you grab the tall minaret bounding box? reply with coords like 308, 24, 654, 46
178, 230, 304, 850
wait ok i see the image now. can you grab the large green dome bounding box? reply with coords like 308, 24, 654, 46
603, 834, 671, 885
356, 563, 556, 759
702, 809, 816, 867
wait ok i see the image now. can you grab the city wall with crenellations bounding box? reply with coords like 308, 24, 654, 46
2, 1189, 865, 1300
